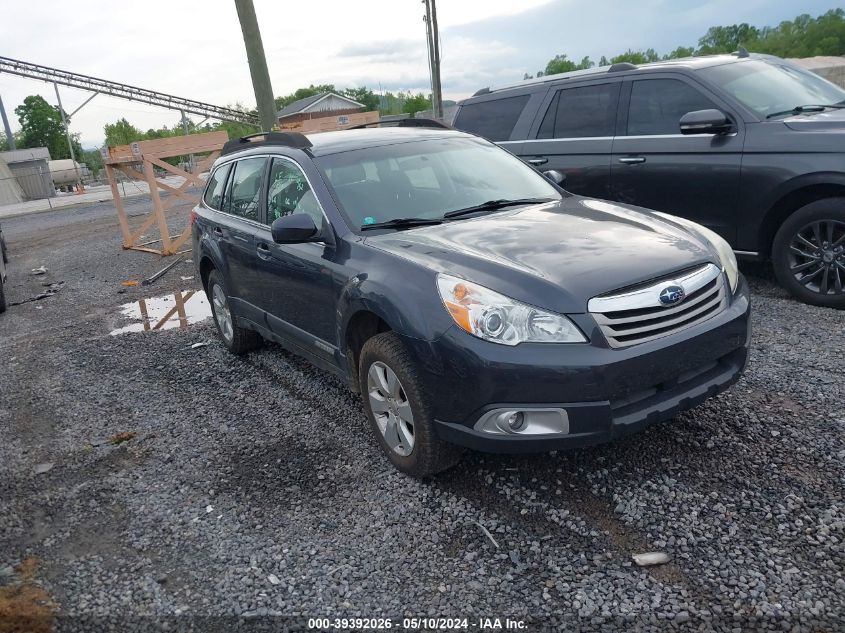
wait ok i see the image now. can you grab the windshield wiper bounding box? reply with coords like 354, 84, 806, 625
766, 104, 845, 119
360, 217, 443, 231
443, 197, 555, 220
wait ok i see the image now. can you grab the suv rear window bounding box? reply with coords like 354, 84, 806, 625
537, 83, 619, 139
203, 163, 230, 210
453, 95, 530, 141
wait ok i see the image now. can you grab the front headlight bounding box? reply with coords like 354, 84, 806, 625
654, 213, 739, 293
436, 274, 586, 345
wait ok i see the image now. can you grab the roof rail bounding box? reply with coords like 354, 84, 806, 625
608, 62, 637, 73
221, 131, 312, 156
348, 118, 451, 130
472, 87, 491, 96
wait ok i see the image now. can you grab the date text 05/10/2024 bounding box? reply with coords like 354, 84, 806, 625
306, 617, 527, 630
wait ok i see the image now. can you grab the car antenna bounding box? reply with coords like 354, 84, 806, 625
734, 46, 750, 58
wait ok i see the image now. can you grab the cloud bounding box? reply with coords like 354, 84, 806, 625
338, 39, 425, 61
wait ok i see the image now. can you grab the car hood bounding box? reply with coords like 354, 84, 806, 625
364, 197, 717, 314
783, 108, 845, 131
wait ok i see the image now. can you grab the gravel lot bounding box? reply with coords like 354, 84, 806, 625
0, 200, 843, 632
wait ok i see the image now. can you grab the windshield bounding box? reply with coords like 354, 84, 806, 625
315, 136, 561, 230
699, 59, 845, 118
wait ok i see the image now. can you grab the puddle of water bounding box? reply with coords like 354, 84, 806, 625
110, 290, 212, 335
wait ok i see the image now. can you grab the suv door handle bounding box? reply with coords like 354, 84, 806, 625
256, 242, 272, 259
212, 226, 224, 235
618, 156, 646, 165
527, 157, 548, 165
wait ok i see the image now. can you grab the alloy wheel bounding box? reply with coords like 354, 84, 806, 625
787, 219, 845, 296
367, 361, 415, 457
211, 284, 234, 342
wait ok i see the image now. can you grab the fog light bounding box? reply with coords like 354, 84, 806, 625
506, 411, 526, 432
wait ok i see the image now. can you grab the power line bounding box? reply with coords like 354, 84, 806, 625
0, 56, 259, 126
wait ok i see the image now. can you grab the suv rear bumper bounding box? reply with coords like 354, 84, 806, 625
405, 276, 751, 453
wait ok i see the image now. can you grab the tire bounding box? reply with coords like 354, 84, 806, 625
1, 234, 7, 264
0, 277, 6, 314
772, 198, 845, 309
206, 269, 261, 354
359, 332, 462, 477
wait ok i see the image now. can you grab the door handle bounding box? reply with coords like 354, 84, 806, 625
618, 156, 646, 165
256, 243, 272, 259
527, 157, 548, 165
212, 226, 224, 235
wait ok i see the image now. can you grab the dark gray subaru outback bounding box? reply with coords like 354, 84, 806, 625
192, 125, 750, 476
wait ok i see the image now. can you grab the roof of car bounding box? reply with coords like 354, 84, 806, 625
218, 127, 473, 162
471, 53, 770, 99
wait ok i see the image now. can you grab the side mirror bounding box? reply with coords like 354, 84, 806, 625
271, 214, 320, 243
542, 170, 566, 186
679, 109, 731, 135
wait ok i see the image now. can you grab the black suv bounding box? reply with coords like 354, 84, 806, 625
453, 53, 845, 308
193, 126, 750, 476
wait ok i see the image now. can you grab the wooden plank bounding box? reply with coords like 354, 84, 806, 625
106, 165, 132, 246
147, 156, 205, 186
143, 160, 173, 254
107, 131, 227, 163
168, 225, 194, 253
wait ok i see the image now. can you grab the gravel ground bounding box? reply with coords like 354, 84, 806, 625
0, 200, 843, 632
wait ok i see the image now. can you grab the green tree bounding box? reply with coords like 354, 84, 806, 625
81, 148, 103, 177
610, 48, 660, 64
751, 9, 845, 57
663, 46, 696, 60
544, 53, 595, 76
402, 93, 432, 115
342, 86, 380, 111
104, 117, 143, 146
14, 95, 81, 160
697, 23, 760, 54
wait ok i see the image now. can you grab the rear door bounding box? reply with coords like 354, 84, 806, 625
610, 74, 744, 243
254, 156, 338, 360
217, 156, 267, 322
516, 79, 621, 199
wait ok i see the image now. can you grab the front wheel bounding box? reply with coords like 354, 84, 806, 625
359, 332, 462, 477
772, 198, 845, 309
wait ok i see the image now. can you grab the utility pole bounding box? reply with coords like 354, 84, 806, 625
423, 0, 443, 120
234, 0, 277, 132
53, 82, 83, 192
0, 94, 15, 150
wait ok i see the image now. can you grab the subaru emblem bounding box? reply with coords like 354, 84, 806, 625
659, 285, 685, 306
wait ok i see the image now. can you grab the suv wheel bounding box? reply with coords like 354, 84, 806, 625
773, 198, 845, 309
359, 332, 462, 477
206, 270, 261, 354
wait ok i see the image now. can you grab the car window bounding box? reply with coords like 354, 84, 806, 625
203, 163, 230, 210
537, 83, 619, 139
225, 157, 266, 221
453, 95, 530, 141
266, 158, 323, 226
316, 136, 561, 228
627, 79, 718, 136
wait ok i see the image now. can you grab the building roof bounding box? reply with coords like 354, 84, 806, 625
0, 147, 51, 163
276, 92, 365, 119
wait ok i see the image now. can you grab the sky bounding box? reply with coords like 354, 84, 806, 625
0, 0, 841, 148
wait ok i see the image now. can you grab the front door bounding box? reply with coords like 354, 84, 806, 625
254, 156, 338, 360
609, 75, 744, 244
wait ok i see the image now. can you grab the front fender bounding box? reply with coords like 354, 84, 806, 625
336, 270, 454, 345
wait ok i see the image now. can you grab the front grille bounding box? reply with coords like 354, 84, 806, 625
589, 264, 728, 348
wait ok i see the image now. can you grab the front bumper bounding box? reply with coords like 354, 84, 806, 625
402, 276, 751, 453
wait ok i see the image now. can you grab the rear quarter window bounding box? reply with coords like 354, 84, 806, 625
203, 164, 230, 210
453, 94, 530, 141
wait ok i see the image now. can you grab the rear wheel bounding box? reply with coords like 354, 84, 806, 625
206, 270, 261, 354
772, 198, 845, 309
359, 332, 462, 477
